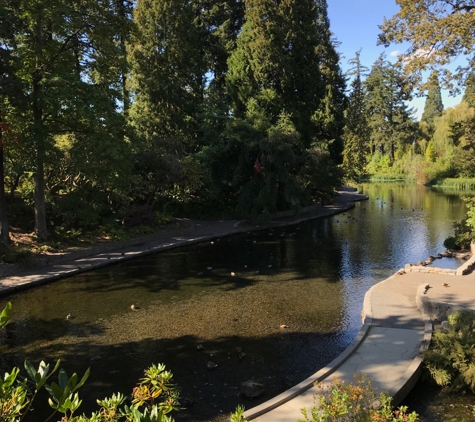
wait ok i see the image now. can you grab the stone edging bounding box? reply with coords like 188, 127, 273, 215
241, 321, 372, 421
404, 243, 475, 276
391, 308, 432, 406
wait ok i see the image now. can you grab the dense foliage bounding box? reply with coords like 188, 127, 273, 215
424, 310, 475, 393
0, 0, 347, 243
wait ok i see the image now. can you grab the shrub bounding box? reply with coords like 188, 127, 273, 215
0, 303, 180, 422
299, 373, 419, 422
443, 196, 475, 250
424, 310, 475, 392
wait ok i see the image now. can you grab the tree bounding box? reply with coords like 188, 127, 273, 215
364, 54, 416, 164
342, 50, 370, 180
378, 0, 475, 92
226, 0, 325, 147
462, 72, 475, 107
312, 0, 347, 163
0, 0, 25, 244
224, 0, 344, 215
2, 0, 131, 240
421, 71, 444, 127
128, 0, 207, 215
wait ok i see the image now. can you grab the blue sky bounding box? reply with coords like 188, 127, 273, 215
327, 0, 464, 120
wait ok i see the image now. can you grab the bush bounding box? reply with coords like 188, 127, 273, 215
443, 196, 475, 250
0, 303, 181, 422
424, 310, 475, 392
299, 373, 418, 422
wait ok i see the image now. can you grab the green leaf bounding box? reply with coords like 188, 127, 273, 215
24, 360, 37, 382
58, 368, 69, 391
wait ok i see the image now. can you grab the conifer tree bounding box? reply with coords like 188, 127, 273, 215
421, 71, 444, 126
224, 0, 345, 214
365, 54, 416, 163
129, 0, 205, 147
128, 0, 207, 214
226, 0, 324, 146
312, 0, 347, 163
342, 51, 370, 180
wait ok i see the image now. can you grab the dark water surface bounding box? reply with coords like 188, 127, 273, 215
0, 184, 469, 421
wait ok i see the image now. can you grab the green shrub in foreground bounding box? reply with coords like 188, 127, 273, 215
424, 310, 475, 392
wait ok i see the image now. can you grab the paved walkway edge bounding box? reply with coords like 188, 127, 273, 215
242, 270, 434, 420
242, 321, 372, 420
391, 310, 432, 406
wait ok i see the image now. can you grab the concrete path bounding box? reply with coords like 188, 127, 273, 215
241, 263, 475, 422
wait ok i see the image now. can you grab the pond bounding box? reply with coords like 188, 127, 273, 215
0, 183, 469, 421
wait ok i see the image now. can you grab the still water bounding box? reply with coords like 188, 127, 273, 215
0, 184, 469, 421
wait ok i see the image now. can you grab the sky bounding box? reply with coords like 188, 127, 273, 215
326, 0, 464, 121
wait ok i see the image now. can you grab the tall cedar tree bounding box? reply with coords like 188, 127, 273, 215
224, 0, 344, 217
200, 0, 244, 100
312, 0, 347, 163
128, 0, 207, 213
421, 71, 444, 127
342, 50, 370, 180
129, 0, 205, 151
226, 0, 324, 147
2, 0, 130, 239
364, 54, 416, 163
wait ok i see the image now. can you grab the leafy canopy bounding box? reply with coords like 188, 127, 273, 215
378, 0, 475, 92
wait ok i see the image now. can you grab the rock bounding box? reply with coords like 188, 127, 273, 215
182, 396, 197, 407
207, 361, 218, 370
441, 321, 451, 332
240, 380, 264, 398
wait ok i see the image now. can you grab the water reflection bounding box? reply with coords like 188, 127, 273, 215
0, 184, 467, 422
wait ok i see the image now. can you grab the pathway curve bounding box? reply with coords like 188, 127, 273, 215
241, 260, 475, 421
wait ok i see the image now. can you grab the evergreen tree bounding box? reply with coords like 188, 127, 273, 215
364, 54, 416, 164
223, 0, 345, 216
462, 72, 475, 107
200, 0, 244, 101
0, 0, 22, 244
312, 0, 347, 163
421, 71, 444, 127
226, 0, 324, 146
128, 0, 207, 215
342, 51, 370, 180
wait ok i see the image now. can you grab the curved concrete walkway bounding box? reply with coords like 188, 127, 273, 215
240, 260, 475, 421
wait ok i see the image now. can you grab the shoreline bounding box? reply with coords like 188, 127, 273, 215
0, 189, 368, 294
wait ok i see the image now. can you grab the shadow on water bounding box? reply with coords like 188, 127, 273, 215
1, 321, 356, 422
0, 183, 469, 422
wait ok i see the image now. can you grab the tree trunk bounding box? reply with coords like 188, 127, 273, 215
0, 112, 10, 244
33, 15, 48, 240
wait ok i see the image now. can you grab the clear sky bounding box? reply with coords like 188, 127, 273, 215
326, 0, 464, 121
